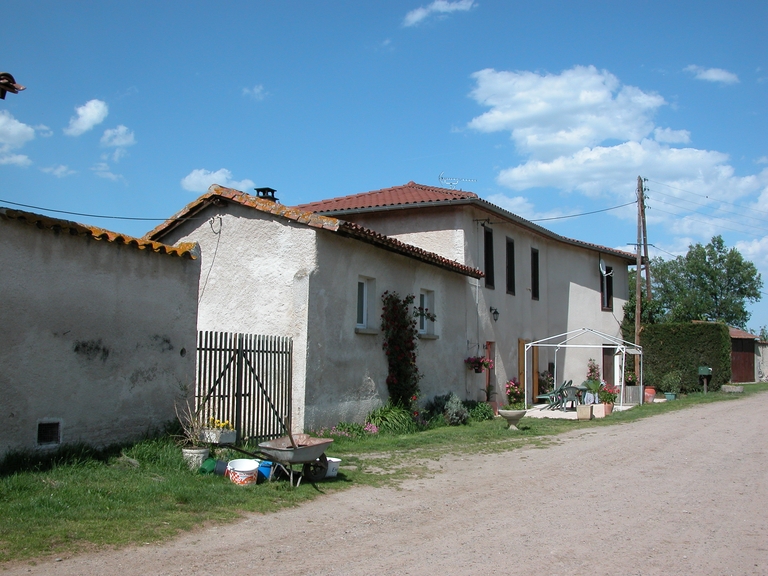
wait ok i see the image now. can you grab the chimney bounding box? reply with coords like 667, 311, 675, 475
254, 187, 278, 202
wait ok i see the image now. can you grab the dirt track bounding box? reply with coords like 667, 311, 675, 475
6, 394, 768, 575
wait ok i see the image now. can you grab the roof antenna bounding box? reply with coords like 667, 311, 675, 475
439, 172, 476, 190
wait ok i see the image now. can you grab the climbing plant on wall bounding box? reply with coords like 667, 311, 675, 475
380, 291, 434, 407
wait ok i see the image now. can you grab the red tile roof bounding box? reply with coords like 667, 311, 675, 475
296, 181, 478, 213
146, 185, 483, 279
1, 207, 198, 259
729, 326, 758, 340
297, 181, 637, 262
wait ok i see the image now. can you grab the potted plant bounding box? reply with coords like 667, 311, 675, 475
465, 356, 493, 373
598, 383, 619, 415
660, 370, 682, 400
200, 417, 236, 444
499, 377, 526, 430
175, 402, 210, 470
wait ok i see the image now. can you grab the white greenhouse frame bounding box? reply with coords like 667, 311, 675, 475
523, 328, 643, 408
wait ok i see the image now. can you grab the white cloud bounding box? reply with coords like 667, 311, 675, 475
0, 110, 36, 152
0, 153, 31, 167
64, 99, 108, 136
91, 162, 122, 181
180, 168, 255, 193
242, 85, 267, 100
41, 164, 76, 178
101, 125, 136, 147
468, 66, 665, 160
35, 124, 53, 138
684, 65, 739, 85
756, 156, 768, 164
403, 0, 475, 27
653, 127, 690, 144
485, 192, 563, 222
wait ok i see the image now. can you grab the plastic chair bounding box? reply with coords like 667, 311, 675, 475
560, 385, 580, 411
538, 380, 571, 410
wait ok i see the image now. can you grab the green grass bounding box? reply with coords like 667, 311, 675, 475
2, 382, 766, 564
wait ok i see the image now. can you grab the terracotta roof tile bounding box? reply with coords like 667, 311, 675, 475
729, 326, 759, 340
1, 207, 198, 259
296, 181, 478, 213
298, 181, 637, 263
146, 185, 483, 279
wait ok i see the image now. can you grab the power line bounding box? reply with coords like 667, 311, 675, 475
0, 198, 193, 222
646, 178, 768, 217
530, 200, 636, 222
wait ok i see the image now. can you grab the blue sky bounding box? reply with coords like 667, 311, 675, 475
3, 1, 768, 329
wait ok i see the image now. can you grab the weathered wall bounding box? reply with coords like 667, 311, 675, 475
333, 204, 631, 401
0, 218, 200, 456
158, 203, 316, 431
305, 231, 469, 429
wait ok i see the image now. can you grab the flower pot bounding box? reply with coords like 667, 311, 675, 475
592, 403, 606, 418
200, 428, 236, 444
474, 367, 483, 373
498, 409, 526, 430
644, 386, 657, 404
181, 447, 209, 471
603, 402, 613, 415
576, 404, 593, 421
663, 392, 677, 401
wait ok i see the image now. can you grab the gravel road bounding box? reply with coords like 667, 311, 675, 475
6, 394, 767, 575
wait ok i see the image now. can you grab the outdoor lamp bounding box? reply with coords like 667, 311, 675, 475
490, 307, 499, 322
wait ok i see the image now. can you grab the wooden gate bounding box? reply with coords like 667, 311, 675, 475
196, 331, 292, 442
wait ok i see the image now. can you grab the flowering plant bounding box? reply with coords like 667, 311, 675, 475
207, 417, 233, 430
598, 383, 619, 404
465, 356, 494, 372
505, 377, 524, 405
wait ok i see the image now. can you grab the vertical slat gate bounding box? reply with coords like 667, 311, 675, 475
195, 331, 292, 442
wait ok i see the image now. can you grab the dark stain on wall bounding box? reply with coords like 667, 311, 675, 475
151, 335, 174, 352
73, 339, 110, 362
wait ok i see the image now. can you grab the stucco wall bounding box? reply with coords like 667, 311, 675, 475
305, 232, 470, 429
0, 218, 200, 456
334, 204, 631, 402
158, 203, 316, 430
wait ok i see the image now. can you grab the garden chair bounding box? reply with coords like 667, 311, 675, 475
560, 385, 580, 411
537, 380, 571, 410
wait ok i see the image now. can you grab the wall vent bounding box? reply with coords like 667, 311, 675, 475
37, 422, 61, 445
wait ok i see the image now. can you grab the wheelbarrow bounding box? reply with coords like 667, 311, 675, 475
223, 432, 333, 487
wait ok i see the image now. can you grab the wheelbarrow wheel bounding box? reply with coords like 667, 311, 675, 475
302, 453, 328, 483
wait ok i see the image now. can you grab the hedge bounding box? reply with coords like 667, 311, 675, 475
641, 322, 731, 393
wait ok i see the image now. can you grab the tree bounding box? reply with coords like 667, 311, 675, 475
621, 269, 664, 341
650, 236, 762, 329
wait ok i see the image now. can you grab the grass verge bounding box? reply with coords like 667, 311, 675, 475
2, 383, 766, 564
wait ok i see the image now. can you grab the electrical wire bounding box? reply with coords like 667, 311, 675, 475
0, 198, 199, 222
530, 200, 636, 222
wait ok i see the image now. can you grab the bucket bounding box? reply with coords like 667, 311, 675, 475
226, 459, 260, 485
325, 457, 341, 478
257, 460, 273, 482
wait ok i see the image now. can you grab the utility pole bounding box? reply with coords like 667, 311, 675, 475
634, 176, 643, 379
640, 178, 651, 300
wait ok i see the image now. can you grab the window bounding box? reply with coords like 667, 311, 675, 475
356, 276, 376, 332
506, 237, 515, 295
484, 227, 495, 289
418, 289, 435, 335
531, 248, 539, 300
601, 265, 613, 310
356, 280, 367, 327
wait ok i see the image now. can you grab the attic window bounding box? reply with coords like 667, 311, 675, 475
37, 421, 61, 445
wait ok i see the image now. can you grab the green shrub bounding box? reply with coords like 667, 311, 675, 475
367, 402, 418, 434
443, 394, 469, 426
423, 393, 452, 422
466, 401, 495, 422
660, 370, 683, 394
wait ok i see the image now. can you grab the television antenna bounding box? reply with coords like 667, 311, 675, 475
439, 172, 476, 189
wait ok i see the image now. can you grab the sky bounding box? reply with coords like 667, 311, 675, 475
2, 1, 768, 329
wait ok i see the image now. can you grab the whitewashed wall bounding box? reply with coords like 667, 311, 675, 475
328, 204, 631, 401
0, 218, 200, 456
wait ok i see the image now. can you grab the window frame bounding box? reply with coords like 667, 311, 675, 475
600, 265, 614, 311
531, 248, 539, 301
506, 237, 516, 295
484, 227, 495, 289
418, 289, 435, 335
